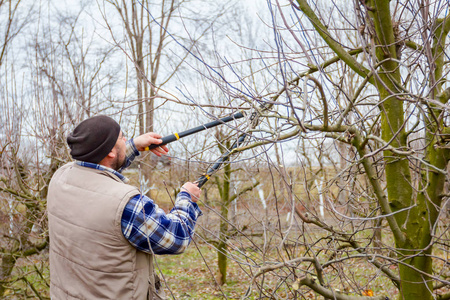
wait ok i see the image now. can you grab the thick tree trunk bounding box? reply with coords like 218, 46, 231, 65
0, 252, 16, 297
217, 162, 230, 285
217, 233, 228, 285
397, 16, 450, 300
215, 140, 231, 285
366, 1, 439, 299
398, 254, 433, 299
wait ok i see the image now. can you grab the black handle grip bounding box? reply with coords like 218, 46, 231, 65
146, 135, 178, 150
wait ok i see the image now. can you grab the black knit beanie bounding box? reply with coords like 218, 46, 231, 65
67, 115, 121, 164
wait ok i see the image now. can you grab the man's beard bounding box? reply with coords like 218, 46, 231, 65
112, 154, 126, 171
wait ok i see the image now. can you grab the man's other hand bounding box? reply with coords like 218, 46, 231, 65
133, 133, 169, 157
181, 182, 201, 202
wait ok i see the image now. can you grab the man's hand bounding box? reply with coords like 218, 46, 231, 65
181, 182, 201, 202
133, 132, 169, 157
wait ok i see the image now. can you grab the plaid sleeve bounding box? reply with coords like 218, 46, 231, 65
121, 191, 203, 255
119, 139, 140, 172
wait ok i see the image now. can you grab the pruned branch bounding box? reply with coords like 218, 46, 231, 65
298, 275, 389, 300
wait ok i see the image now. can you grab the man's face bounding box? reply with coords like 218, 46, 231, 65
112, 131, 127, 171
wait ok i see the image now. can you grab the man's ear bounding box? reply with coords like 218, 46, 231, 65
106, 151, 116, 159
98, 149, 116, 168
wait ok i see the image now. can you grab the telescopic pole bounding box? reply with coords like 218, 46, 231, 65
144, 111, 245, 151
195, 133, 247, 188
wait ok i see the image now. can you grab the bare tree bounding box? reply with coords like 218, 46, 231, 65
177, 0, 450, 299
0, 0, 29, 67
0, 2, 120, 297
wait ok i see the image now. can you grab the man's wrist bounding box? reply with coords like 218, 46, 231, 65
177, 191, 192, 200
176, 191, 197, 205
127, 139, 140, 157
175, 191, 203, 217
118, 139, 141, 172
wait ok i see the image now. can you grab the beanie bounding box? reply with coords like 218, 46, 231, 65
67, 115, 121, 164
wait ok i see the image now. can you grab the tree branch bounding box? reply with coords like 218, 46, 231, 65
437, 292, 450, 300
306, 76, 328, 129
229, 181, 260, 202
437, 87, 450, 104
299, 275, 389, 300
356, 141, 406, 245
294, 0, 374, 84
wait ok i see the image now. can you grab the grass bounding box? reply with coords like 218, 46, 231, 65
156, 243, 254, 299
155, 236, 400, 299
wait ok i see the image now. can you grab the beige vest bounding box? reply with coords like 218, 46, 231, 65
48, 162, 160, 300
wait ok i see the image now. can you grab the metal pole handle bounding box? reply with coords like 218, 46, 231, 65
195, 133, 247, 188
144, 111, 245, 151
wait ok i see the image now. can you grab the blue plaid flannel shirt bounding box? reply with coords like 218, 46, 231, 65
76, 139, 202, 255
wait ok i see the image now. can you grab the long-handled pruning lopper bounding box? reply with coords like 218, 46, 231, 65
144, 102, 270, 188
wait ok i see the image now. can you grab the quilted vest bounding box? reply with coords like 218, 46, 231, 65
48, 162, 159, 299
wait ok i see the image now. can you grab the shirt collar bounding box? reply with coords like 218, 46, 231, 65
75, 161, 129, 183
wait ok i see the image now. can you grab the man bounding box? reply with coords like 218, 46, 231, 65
47, 115, 202, 299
